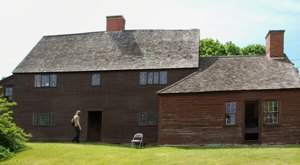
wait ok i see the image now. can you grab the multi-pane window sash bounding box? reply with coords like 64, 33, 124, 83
138, 112, 159, 126
5, 87, 13, 101
264, 101, 279, 124
139, 71, 168, 85
225, 102, 236, 125
35, 74, 57, 87
92, 73, 101, 86
32, 112, 54, 126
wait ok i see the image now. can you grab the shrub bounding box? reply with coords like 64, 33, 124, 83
0, 96, 31, 159
0, 145, 12, 161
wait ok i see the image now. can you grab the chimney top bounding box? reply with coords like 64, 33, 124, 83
106, 15, 124, 19
106, 15, 126, 32
265, 30, 285, 39
265, 30, 285, 59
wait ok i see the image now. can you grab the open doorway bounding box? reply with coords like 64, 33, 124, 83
87, 111, 102, 141
244, 101, 260, 142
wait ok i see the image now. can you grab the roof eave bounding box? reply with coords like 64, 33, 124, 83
158, 87, 300, 95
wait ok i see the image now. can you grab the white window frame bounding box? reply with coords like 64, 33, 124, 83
263, 101, 279, 124
225, 101, 236, 125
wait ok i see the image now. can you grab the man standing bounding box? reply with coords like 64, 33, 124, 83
72, 110, 82, 143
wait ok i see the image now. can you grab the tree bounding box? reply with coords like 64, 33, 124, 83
240, 44, 265, 55
224, 41, 240, 55
0, 94, 31, 161
200, 38, 225, 56
200, 38, 265, 56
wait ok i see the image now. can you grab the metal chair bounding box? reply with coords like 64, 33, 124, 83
131, 133, 143, 148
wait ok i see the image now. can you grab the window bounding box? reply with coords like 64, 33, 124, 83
41, 75, 50, 87
225, 101, 236, 125
32, 112, 54, 126
35, 74, 57, 87
148, 72, 153, 84
138, 112, 159, 126
139, 71, 168, 85
139, 72, 147, 85
153, 72, 159, 84
5, 87, 13, 101
160, 71, 167, 84
50, 75, 57, 87
92, 73, 101, 86
264, 101, 279, 124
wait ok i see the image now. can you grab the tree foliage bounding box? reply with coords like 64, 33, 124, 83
200, 38, 265, 56
0, 94, 31, 161
224, 41, 240, 55
240, 44, 265, 55
200, 38, 225, 56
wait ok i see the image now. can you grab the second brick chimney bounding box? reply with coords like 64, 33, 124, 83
265, 30, 285, 59
106, 15, 126, 32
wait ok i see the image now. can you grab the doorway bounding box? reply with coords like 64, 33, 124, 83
244, 101, 260, 142
87, 111, 102, 141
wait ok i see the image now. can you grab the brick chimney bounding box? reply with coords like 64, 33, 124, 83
265, 30, 285, 59
106, 15, 126, 32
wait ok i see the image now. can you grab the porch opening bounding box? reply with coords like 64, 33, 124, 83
244, 101, 260, 141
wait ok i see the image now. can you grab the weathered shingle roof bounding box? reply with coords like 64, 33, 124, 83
13, 29, 199, 73
158, 56, 300, 94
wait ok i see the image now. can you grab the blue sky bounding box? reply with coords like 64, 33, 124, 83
0, 0, 299, 78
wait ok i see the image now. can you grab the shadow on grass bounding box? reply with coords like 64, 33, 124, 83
15, 145, 32, 153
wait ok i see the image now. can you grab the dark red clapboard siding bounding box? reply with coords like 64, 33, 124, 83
158, 90, 300, 145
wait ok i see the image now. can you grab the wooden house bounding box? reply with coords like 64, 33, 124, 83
1, 16, 300, 145
157, 31, 300, 144
0, 16, 199, 143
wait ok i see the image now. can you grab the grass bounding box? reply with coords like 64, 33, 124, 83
1, 143, 300, 165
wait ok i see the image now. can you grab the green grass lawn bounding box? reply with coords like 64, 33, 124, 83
1, 143, 300, 165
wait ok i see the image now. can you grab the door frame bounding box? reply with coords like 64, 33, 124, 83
243, 100, 261, 144
87, 111, 103, 141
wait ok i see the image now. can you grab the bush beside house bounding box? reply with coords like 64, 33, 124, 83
0, 93, 31, 161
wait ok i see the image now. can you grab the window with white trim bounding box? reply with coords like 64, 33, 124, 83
35, 74, 57, 87
264, 101, 279, 124
139, 71, 168, 85
225, 101, 236, 125
92, 73, 101, 86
